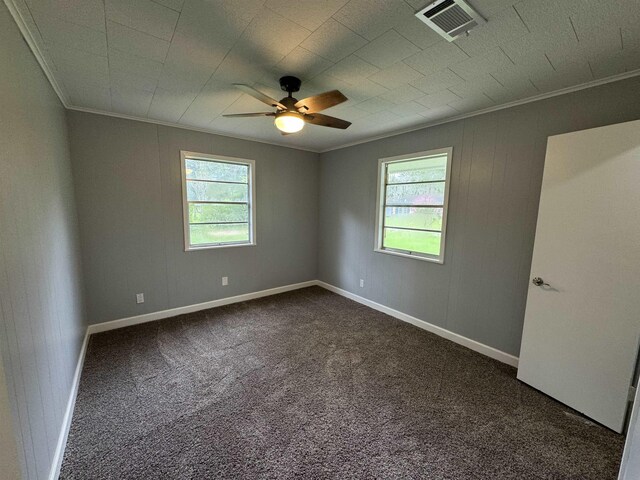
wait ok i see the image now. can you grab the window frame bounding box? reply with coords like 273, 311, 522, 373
374, 147, 453, 264
180, 150, 256, 251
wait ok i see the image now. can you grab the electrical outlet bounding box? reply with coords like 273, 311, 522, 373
359, 279, 364, 288
222, 276, 228, 286
136, 293, 144, 304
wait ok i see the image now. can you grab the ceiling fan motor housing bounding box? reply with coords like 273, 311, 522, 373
279, 96, 298, 110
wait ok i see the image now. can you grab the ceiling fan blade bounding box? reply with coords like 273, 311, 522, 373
222, 112, 275, 118
234, 84, 286, 110
304, 113, 351, 129
295, 90, 347, 113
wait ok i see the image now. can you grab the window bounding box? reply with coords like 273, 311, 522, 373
181, 151, 255, 251
375, 148, 452, 263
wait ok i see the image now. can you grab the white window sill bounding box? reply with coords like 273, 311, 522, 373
374, 247, 443, 264
185, 242, 256, 252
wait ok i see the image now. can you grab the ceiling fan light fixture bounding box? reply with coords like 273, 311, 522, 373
274, 111, 304, 133
225, 78, 351, 133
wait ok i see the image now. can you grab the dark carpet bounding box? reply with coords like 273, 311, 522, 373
60, 286, 624, 479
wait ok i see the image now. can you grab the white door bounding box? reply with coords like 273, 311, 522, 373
518, 119, 640, 433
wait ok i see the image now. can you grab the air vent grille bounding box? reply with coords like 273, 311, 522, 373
430, 6, 473, 31
415, 0, 486, 42
424, 0, 454, 17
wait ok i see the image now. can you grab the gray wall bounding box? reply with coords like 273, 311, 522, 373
0, 354, 21, 480
0, 3, 86, 479
318, 76, 640, 357
67, 111, 319, 324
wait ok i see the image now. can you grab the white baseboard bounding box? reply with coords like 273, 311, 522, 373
87, 280, 317, 335
48, 329, 90, 480
49, 278, 518, 479
86, 278, 519, 366
316, 281, 519, 368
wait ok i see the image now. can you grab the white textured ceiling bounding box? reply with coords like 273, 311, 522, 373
10, 0, 640, 151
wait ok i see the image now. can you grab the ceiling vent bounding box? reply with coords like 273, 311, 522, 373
415, 0, 486, 42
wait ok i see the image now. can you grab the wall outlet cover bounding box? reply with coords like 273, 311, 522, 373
222, 276, 228, 286
136, 293, 144, 304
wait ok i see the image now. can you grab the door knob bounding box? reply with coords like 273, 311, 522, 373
532, 277, 549, 287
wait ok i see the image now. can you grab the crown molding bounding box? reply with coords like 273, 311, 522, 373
6, 0, 640, 156
70, 68, 640, 155
66, 106, 322, 153
4, 0, 70, 107
69, 67, 640, 156
318, 68, 640, 153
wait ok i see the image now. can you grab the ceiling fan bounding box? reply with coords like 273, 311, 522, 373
223, 76, 351, 135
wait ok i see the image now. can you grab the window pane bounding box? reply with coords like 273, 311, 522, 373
383, 228, 441, 256
186, 181, 248, 202
385, 182, 445, 206
189, 203, 248, 224
387, 155, 447, 184
190, 223, 249, 245
185, 159, 248, 183
384, 207, 443, 231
